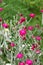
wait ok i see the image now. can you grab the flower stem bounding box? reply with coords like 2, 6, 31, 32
19, 35, 21, 51
10, 20, 12, 31
11, 48, 13, 65
42, 13, 43, 24
26, 17, 32, 25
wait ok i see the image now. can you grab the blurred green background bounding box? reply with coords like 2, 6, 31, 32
0, 0, 43, 26
0, 0, 43, 19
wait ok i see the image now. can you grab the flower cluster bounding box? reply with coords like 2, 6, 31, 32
0, 3, 43, 65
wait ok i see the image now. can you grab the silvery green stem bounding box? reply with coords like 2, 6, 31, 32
33, 28, 37, 35
3, 38, 6, 53
42, 13, 43, 24
19, 35, 21, 51
36, 56, 40, 65
26, 17, 32, 25
16, 14, 18, 23
33, 38, 37, 43
28, 17, 32, 23
0, 36, 3, 48
13, 16, 15, 20
1, 22, 2, 28
11, 48, 13, 65
30, 31, 38, 43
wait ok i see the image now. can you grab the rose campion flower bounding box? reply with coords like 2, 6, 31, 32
29, 13, 35, 18
2, 23, 9, 28
19, 17, 26, 24
0, 8, 3, 11
18, 62, 25, 65
36, 36, 41, 41
31, 44, 38, 50
0, 17, 2, 22
25, 59, 33, 65
36, 50, 40, 54
16, 53, 23, 59
31, 46, 35, 50
10, 42, 16, 47
28, 26, 34, 31
40, 10, 43, 13
19, 29, 26, 36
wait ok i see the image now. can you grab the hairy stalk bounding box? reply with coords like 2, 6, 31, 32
42, 13, 43, 24
26, 17, 32, 25
11, 48, 13, 65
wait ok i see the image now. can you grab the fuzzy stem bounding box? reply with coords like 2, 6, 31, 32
19, 35, 21, 51
10, 20, 12, 31
26, 17, 32, 25
42, 13, 43, 24
1, 22, 2, 28
11, 48, 13, 65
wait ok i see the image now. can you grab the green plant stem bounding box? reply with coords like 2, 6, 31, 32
42, 13, 43, 25
19, 35, 21, 51
11, 48, 13, 65
10, 20, 12, 31
26, 17, 32, 25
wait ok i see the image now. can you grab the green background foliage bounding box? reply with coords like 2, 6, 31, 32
0, 0, 43, 19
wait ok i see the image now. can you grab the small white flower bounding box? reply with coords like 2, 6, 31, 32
4, 29, 9, 32
39, 53, 42, 56
6, 63, 11, 65
22, 44, 25, 47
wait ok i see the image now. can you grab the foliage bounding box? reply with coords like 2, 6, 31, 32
0, 0, 43, 65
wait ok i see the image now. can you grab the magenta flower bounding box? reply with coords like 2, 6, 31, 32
25, 59, 33, 65
28, 26, 34, 31
19, 29, 26, 36
16, 53, 23, 59
31, 44, 38, 50
36, 36, 41, 41
18, 62, 25, 65
31, 44, 35, 50
29, 13, 35, 18
36, 50, 40, 54
40, 10, 43, 13
0, 8, 3, 11
2, 23, 9, 28
0, 17, 2, 22
19, 17, 26, 24
31, 46, 35, 50
10, 42, 16, 47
